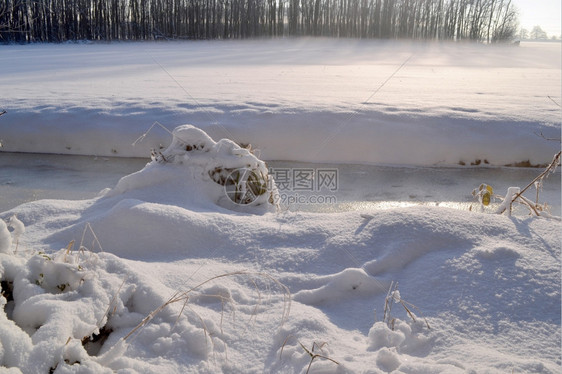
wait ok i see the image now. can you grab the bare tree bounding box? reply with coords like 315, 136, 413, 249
530, 25, 547, 40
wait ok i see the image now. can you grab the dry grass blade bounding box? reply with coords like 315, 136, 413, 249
132, 121, 173, 146
63, 240, 75, 262
123, 290, 184, 341
80, 223, 103, 253
279, 334, 295, 360
512, 151, 561, 203
547, 95, 561, 108
305, 354, 340, 374
185, 303, 212, 347
299, 341, 340, 374
517, 195, 540, 216
383, 282, 430, 330
496, 151, 561, 216
97, 275, 128, 330
123, 270, 290, 343
312, 341, 327, 352
399, 299, 431, 329
401, 301, 416, 322
383, 281, 398, 326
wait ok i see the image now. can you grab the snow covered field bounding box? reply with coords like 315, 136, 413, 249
0, 40, 560, 373
0, 39, 560, 165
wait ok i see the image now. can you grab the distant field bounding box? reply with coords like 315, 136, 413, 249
0, 40, 560, 166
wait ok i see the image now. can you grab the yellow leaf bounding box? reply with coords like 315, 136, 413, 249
482, 191, 491, 206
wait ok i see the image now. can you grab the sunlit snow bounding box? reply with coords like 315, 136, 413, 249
0, 39, 560, 374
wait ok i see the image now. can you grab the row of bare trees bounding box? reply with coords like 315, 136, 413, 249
0, 0, 518, 43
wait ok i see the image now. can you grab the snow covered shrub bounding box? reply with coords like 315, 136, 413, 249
7, 215, 24, 253
27, 248, 89, 294
131, 124, 278, 211
0, 241, 216, 372
0, 219, 11, 254
209, 166, 269, 205
0, 215, 25, 254
472, 151, 561, 217
472, 183, 494, 208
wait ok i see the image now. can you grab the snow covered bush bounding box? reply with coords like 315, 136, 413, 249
0, 215, 25, 254
0, 243, 290, 373
7, 216, 24, 252
0, 214, 292, 373
472, 151, 561, 218
0, 220, 11, 254
116, 124, 278, 212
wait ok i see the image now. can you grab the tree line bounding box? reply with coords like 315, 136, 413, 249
0, 0, 518, 43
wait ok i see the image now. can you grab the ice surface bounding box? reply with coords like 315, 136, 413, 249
1, 153, 559, 215
0, 153, 147, 212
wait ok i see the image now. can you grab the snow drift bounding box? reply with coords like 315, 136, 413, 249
0, 125, 560, 373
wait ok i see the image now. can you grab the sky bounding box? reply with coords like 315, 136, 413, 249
514, 0, 561, 37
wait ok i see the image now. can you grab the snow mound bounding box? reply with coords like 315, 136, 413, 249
3, 197, 560, 373
0, 247, 239, 373
368, 319, 431, 355
293, 267, 384, 305
0, 247, 291, 373
107, 124, 277, 212
0, 220, 11, 254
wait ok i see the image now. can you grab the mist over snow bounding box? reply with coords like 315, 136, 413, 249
0, 39, 560, 373
0, 39, 560, 166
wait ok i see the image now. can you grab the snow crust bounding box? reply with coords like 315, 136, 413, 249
0, 40, 560, 166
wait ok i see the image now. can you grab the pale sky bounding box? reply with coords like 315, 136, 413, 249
513, 0, 561, 37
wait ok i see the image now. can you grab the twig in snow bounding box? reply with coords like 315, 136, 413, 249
547, 95, 561, 108
497, 151, 561, 216
279, 336, 339, 374
79, 223, 103, 253
300, 341, 340, 374
122, 271, 290, 342
534, 130, 561, 142
383, 281, 430, 330
132, 121, 173, 146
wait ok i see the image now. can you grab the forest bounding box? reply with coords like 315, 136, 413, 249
1, 0, 518, 43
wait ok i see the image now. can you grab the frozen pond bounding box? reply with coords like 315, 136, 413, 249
0, 153, 147, 212
0, 152, 560, 216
